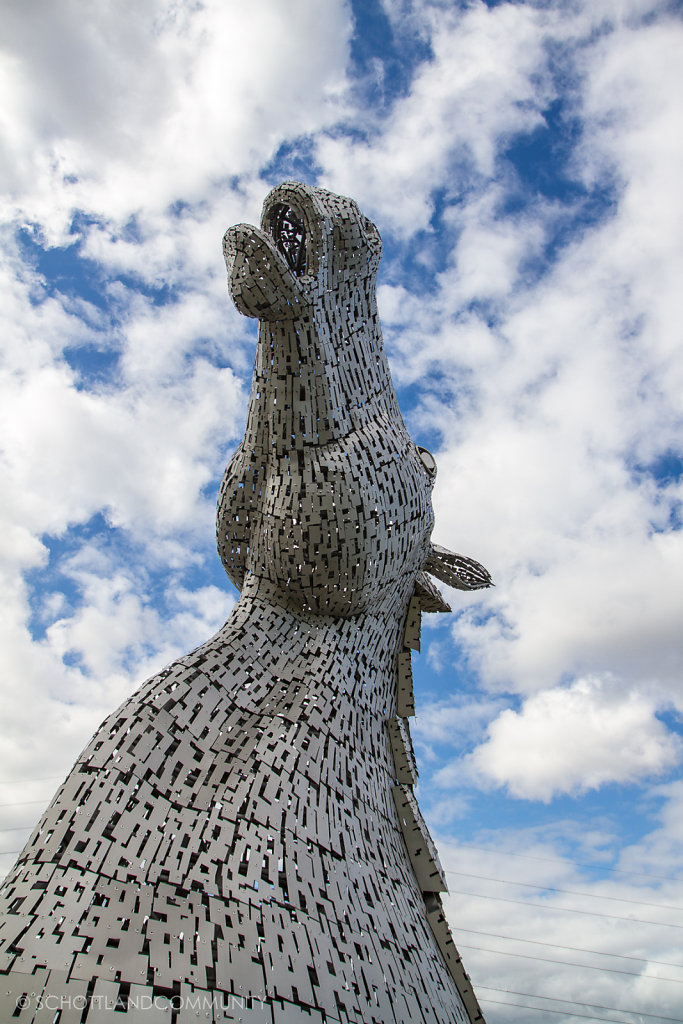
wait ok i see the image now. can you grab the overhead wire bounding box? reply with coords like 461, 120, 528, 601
0, 775, 65, 785
0, 823, 680, 1018
452, 841, 683, 885
2, 772, 681, 1024
450, 925, 683, 971
478, 986, 683, 1023
447, 887, 683, 928
480, 995, 675, 1023
445, 868, 683, 912
2, 786, 682, 1023
0, 799, 52, 808
456, 941, 683, 983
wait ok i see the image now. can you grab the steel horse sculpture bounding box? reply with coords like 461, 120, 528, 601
0, 183, 491, 1023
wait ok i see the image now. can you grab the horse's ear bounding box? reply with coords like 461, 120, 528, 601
423, 544, 493, 592
412, 572, 451, 613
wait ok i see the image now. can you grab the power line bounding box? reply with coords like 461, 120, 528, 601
445, 869, 683, 913
453, 842, 683, 885
451, 926, 683, 971
0, 776, 65, 785
479, 987, 683, 1024
0, 799, 51, 809
457, 942, 683, 983
480, 995, 673, 1023
448, 887, 683, 928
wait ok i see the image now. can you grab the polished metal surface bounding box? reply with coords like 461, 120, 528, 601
0, 182, 490, 1022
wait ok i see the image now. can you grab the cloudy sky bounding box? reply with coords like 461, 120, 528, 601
2, 0, 683, 1021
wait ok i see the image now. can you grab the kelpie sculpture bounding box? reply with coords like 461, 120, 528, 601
0, 183, 491, 1023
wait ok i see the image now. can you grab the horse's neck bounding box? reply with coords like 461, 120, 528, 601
243, 312, 402, 453
212, 575, 408, 719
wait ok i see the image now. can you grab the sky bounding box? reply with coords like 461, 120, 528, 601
1, 0, 683, 1021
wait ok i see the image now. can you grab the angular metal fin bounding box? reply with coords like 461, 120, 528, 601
425, 544, 493, 592
413, 571, 452, 613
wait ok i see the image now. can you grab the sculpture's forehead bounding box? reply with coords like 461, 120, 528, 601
261, 181, 359, 228
260, 180, 382, 278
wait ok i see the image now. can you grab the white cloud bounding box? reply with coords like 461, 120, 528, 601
618, 778, 683, 878
1, 357, 244, 537
362, 12, 683, 781
458, 675, 682, 801
443, 485, 683, 693
436, 815, 683, 1024
0, 225, 245, 816
1, 0, 354, 234
412, 694, 504, 748
0, 542, 235, 828
316, 1, 552, 233
2, 9, 683, 1020
0, 229, 101, 371
45, 550, 235, 680
440, 189, 547, 306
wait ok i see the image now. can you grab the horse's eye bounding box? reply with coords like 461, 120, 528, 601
417, 447, 437, 478
270, 204, 306, 275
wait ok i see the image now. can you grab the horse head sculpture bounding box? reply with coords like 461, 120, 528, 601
218, 181, 490, 619
0, 182, 491, 1024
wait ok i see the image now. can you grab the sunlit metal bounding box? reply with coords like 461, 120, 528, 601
0, 182, 491, 1024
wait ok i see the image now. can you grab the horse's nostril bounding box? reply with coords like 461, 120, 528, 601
270, 203, 307, 275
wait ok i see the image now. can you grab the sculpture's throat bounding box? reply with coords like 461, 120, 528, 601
227, 577, 407, 716
255, 315, 401, 437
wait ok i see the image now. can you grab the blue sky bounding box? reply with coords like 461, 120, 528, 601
2, 1, 683, 1021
